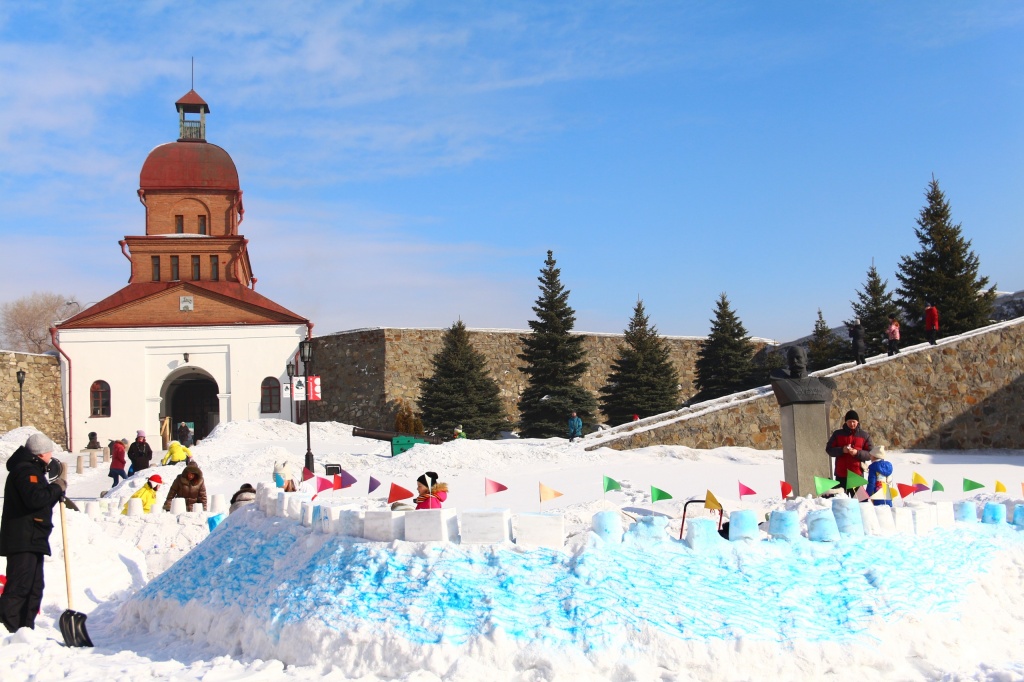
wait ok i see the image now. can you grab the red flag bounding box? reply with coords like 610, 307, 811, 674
387, 483, 414, 504
780, 481, 793, 498
302, 467, 315, 482
897, 483, 918, 499
484, 478, 508, 495
738, 482, 756, 498
332, 474, 342, 490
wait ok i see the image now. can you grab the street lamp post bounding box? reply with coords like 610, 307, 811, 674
285, 362, 296, 424
16, 369, 26, 427
299, 341, 314, 473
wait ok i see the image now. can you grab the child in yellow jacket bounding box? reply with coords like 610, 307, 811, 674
121, 474, 163, 514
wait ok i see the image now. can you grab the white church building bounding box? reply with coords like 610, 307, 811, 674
55, 90, 310, 451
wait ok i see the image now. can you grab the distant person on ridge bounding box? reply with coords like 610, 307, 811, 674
453, 425, 467, 439
849, 318, 866, 365
825, 410, 873, 496
127, 430, 153, 474
568, 411, 583, 443
924, 302, 940, 345
885, 315, 901, 356
414, 471, 448, 509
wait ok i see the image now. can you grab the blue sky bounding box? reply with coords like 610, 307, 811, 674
1, 2, 1021, 342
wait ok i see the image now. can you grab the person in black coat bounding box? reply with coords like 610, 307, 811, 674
0, 434, 67, 632
848, 319, 866, 365
127, 430, 153, 474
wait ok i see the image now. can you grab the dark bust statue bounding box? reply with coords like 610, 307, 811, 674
770, 347, 836, 405
86, 431, 102, 449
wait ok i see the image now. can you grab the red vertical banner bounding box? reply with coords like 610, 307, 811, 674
308, 376, 322, 401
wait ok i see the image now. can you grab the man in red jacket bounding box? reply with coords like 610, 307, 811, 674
825, 410, 873, 497
924, 302, 940, 345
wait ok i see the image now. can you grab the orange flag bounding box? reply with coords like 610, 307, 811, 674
704, 490, 723, 510
539, 482, 563, 503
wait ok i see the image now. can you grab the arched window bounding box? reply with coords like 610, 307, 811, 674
261, 377, 281, 414
90, 380, 111, 417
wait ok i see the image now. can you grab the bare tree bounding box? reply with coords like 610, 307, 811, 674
1, 292, 76, 353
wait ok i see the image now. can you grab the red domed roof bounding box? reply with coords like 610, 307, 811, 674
140, 142, 239, 191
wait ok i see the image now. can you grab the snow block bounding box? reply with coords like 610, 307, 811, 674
932, 501, 955, 529
126, 498, 144, 517
108, 498, 122, 516
592, 511, 623, 544
1007, 501, 1024, 528
768, 510, 800, 540
332, 509, 365, 537
209, 494, 226, 514
954, 501, 978, 523
515, 513, 565, 550
684, 518, 722, 551
859, 504, 881, 536
630, 514, 670, 542
874, 505, 896, 535
363, 510, 406, 542
300, 501, 314, 527
459, 509, 512, 544
190, 503, 204, 513
405, 509, 459, 542
831, 498, 865, 536
910, 504, 937, 535
275, 492, 288, 517
84, 500, 100, 519
207, 513, 226, 532
169, 497, 187, 515
806, 509, 840, 542
727, 509, 759, 541
892, 507, 914, 534
982, 502, 1007, 525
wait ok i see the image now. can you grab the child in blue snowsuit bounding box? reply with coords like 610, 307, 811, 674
867, 448, 893, 507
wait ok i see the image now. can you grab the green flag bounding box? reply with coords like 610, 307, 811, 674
814, 476, 840, 496
651, 486, 673, 502
932, 479, 945, 492
603, 476, 622, 493
845, 471, 868, 489
963, 478, 984, 492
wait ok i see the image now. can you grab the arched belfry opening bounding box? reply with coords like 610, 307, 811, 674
163, 369, 219, 443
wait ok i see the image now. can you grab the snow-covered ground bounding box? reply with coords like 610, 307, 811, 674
2, 420, 1024, 680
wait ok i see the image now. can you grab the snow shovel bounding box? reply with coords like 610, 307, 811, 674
58, 502, 93, 647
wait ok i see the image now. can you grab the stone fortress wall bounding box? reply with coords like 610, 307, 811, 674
308, 328, 711, 430
1, 351, 67, 447
588, 317, 1024, 452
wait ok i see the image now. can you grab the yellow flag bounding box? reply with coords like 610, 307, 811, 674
704, 490, 722, 510
995, 480, 1007, 493
539, 482, 563, 502
912, 472, 928, 486
886, 482, 900, 499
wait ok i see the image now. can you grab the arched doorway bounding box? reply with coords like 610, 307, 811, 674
163, 370, 219, 443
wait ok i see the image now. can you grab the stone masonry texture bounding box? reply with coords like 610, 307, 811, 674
1, 351, 67, 447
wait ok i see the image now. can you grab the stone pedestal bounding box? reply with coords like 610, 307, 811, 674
779, 402, 832, 498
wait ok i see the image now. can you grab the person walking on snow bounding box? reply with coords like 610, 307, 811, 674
849, 319, 866, 365
0, 434, 68, 633
162, 463, 208, 512
109, 437, 129, 487
127, 430, 153, 474
161, 440, 192, 466
924, 302, 940, 345
826, 409, 873, 497
885, 315, 901, 356
121, 474, 163, 514
414, 471, 448, 509
568, 411, 583, 443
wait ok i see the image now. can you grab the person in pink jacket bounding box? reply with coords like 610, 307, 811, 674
414, 471, 448, 509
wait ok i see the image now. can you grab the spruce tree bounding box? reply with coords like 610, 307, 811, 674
851, 264, 897, 357
517, 251, 597, 437
693, 293, 755, 401
807, 309, 849, 370
418, 320, 507, 439
895, 178, 997, 341
599, 299, 681, 426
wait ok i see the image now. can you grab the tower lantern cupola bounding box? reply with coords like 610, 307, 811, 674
176, 89, 210, 142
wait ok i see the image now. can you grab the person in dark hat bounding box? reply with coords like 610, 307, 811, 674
414, 471, 448, 509
229, 483, 257, 514
0, 434, 67, 632
825, 410, 874, 496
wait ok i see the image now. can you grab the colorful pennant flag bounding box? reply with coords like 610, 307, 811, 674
869, 484, 889, 501
814, 476, 840, 496
484, 478, 508, 495
897, 483, 918, 499
368, 476, 381, 494
334, 469, 357, 489
932, 479, 944, 493
311, 476, 334, 499
914, 483, 929, 493
780, 481, 794, 499
539, 482, 563, 503
995, 480, 1007, 493
963, 478, 985, 492
651, 486, 673, 502
387, 483, 414, 504
855, 486, 870, 502
704, 490, 722, 510
845, 471, 868, 489
301, 467, 315, 481
912, 472, 928, 486
738, 482, 756, 498
603, 476, 622, 493
889, 483, 902, 499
